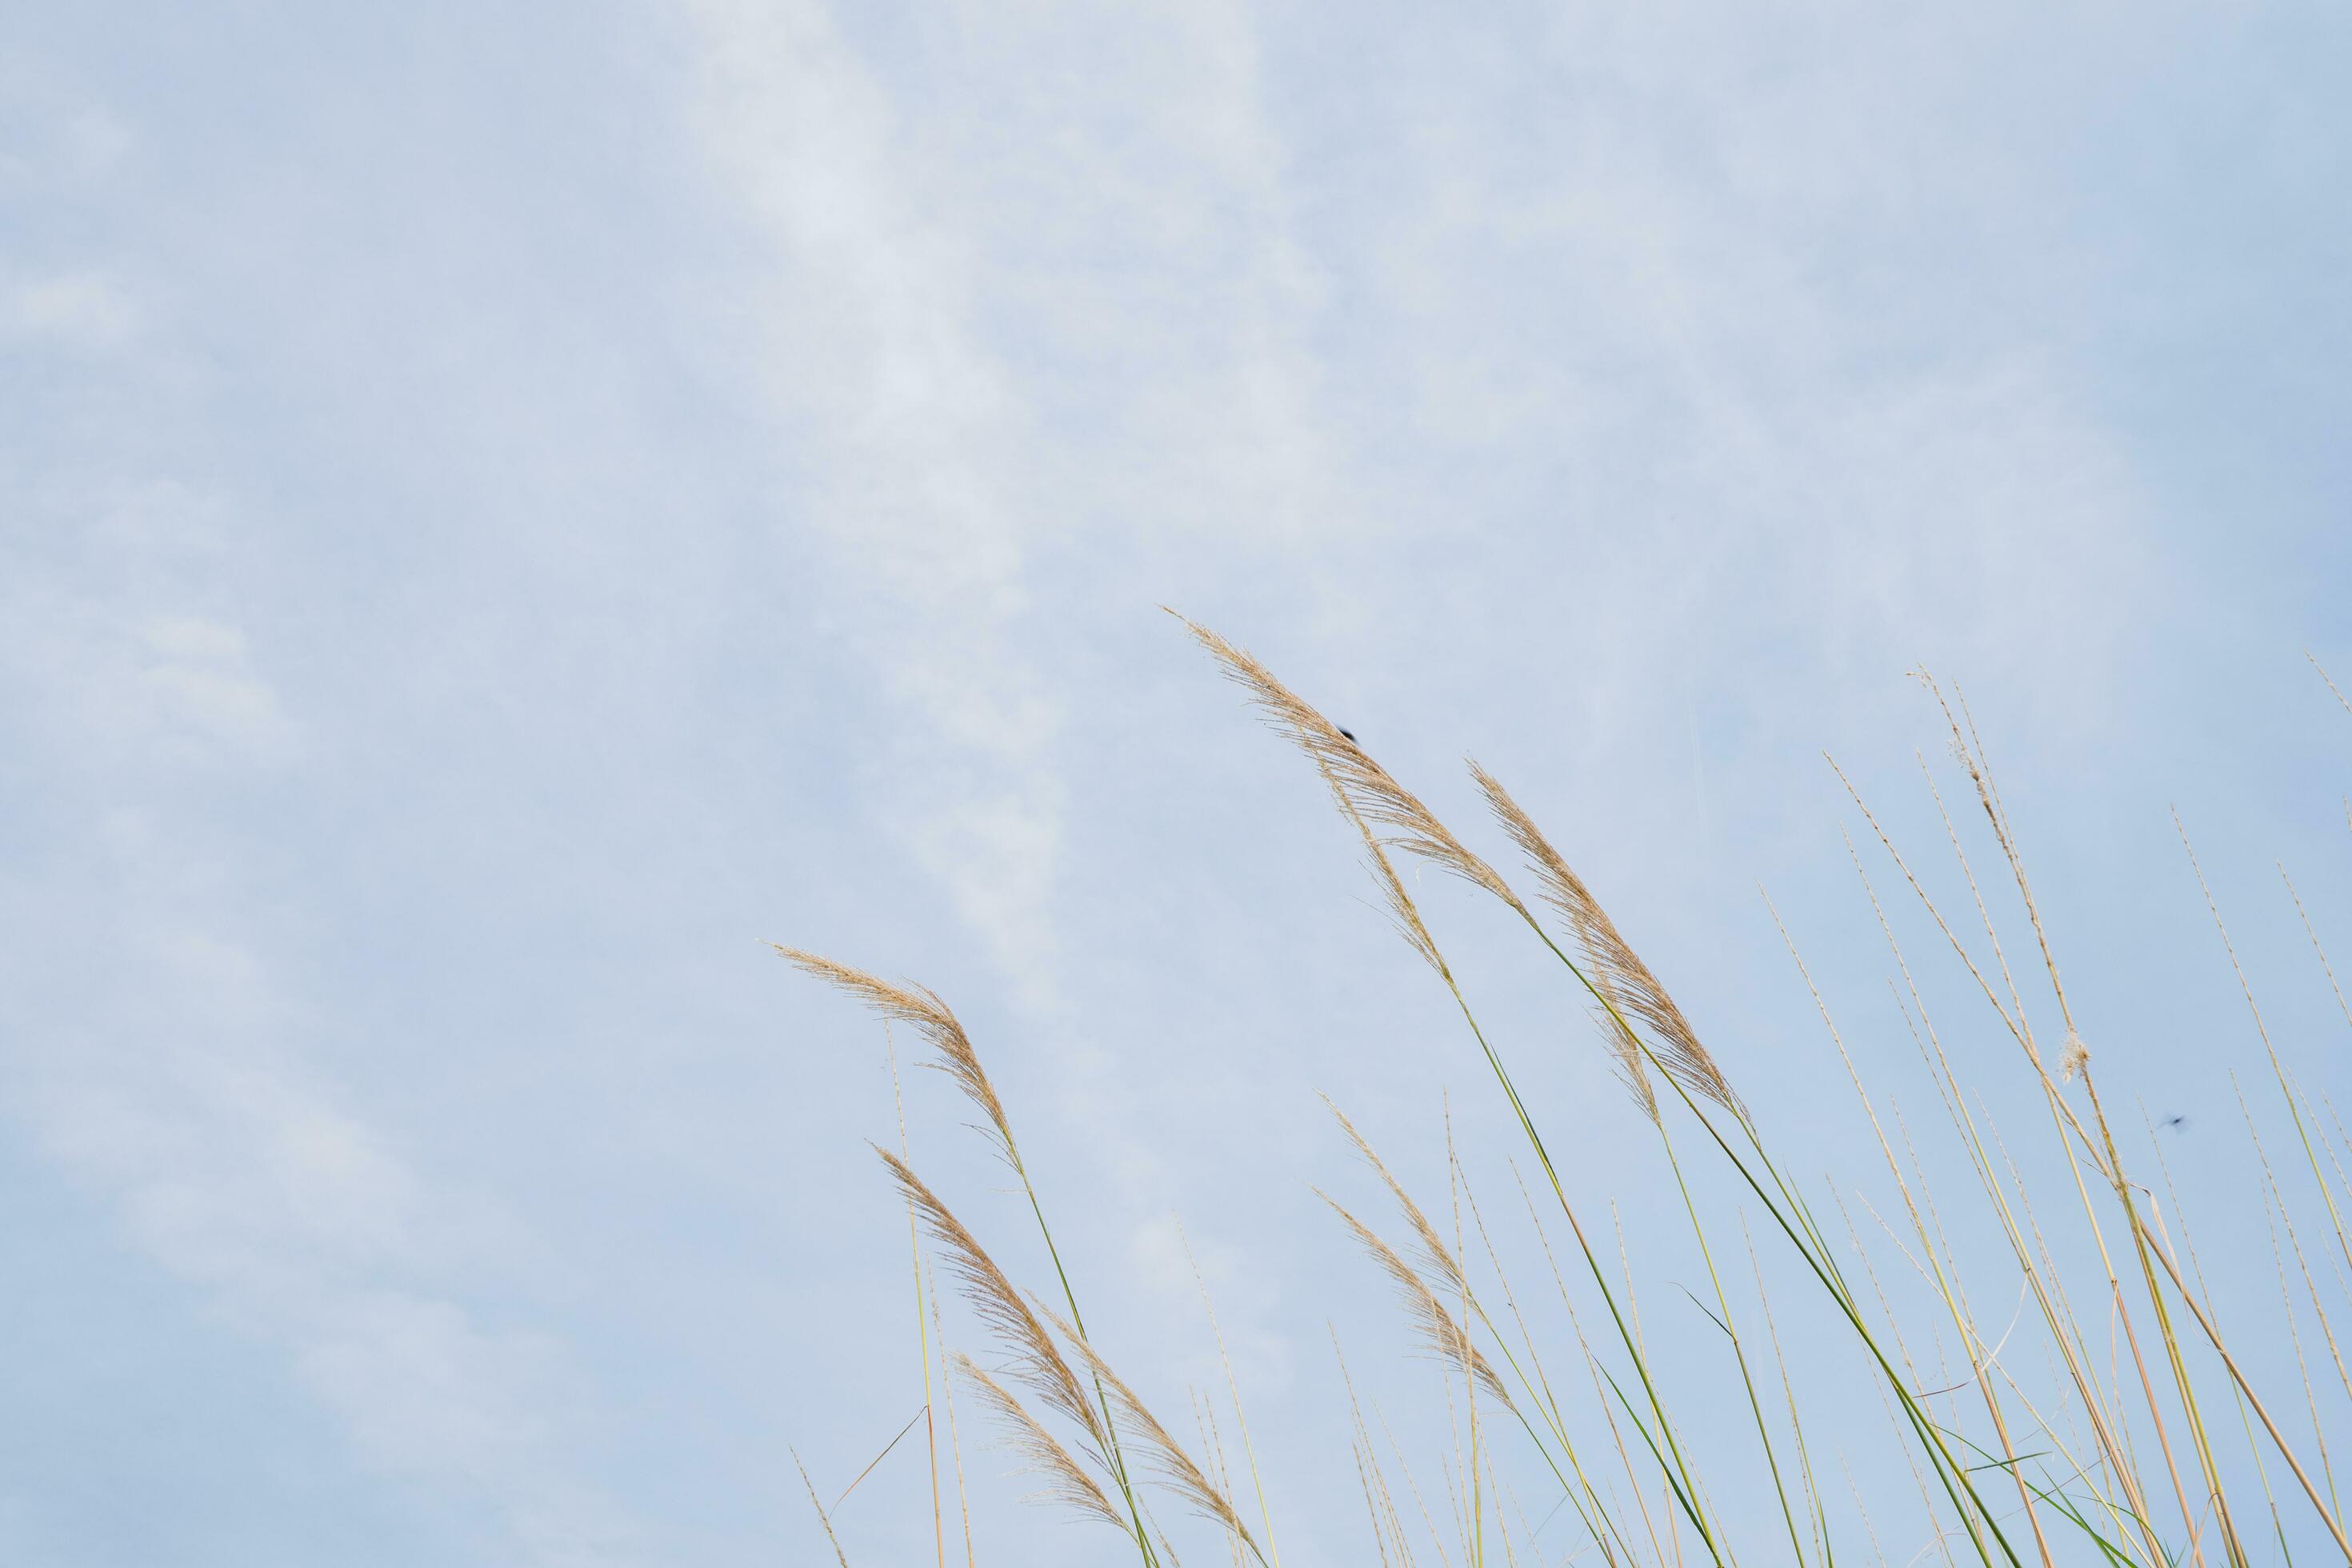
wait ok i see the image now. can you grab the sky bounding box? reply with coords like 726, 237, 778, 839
3, 2, 2350, 1564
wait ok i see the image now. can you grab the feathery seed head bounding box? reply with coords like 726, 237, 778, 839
876, 1148, 1110, 1462
778, 947, 1018, 1166
1471, 762, 1735, 1124
1323, 1097, 1466, 1294
952, 1355, 1131, 1534
1036, 1302, 1263, 1551
1318, 1190, 1514, 1411
1174, 614, 1529, 919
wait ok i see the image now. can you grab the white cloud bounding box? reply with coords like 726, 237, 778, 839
4, 270, 137, 348
0, 57, 131, 193
2, 596, 298, 774
10, 908, 638, 1566
132, 614, 301, 759
682, 0, 1357, 1020
687, 0, 1067, 1009
1, 475, 632, 1560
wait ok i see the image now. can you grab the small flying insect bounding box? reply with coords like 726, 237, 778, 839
2163, 1114, 2189, 1133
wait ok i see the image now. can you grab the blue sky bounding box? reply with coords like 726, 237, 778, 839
4, 2, 2350, 1564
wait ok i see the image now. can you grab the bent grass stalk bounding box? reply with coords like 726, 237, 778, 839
884, 1027, 948, 1568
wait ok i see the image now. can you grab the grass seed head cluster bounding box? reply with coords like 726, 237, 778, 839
785, 623, 2352, 1568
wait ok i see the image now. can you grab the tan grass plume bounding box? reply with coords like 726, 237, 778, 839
953, 1354, 1132, 1534
1037, 1302, 1265, 1555
876, 1148, 1110, 1462
1323, 1097, 1468, 1296
779, 949, 1016, 1166
1326, 768, 1449, 978
1174, 614, 1528, 920
1472, 762, 1738, 1124
1318, 1190, 1514, 1412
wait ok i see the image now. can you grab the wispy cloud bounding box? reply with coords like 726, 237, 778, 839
0, 466, 637, 1563
689, 0, 1071, 1013
4, 270, 138, 349
682, 0, 1361, 1018
1, 754, 641, 1565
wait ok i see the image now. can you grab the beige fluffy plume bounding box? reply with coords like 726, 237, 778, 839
876, 1149, 1111, 1464
1473, 762, 1741, 1124
1176, 614, 1530, 919
953, 1354, 1131, 1534
778, 948, 1018, 1164
1318, 1190, 1514, 1411
1037, 1302, 1264, 1554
